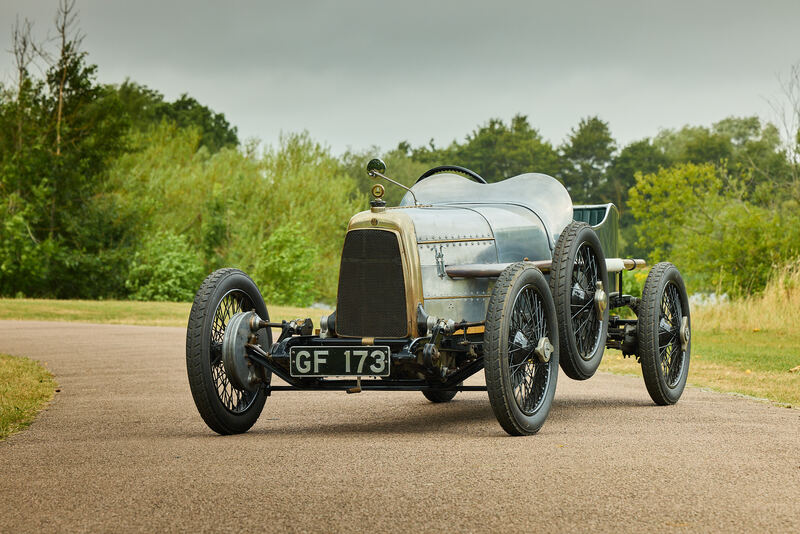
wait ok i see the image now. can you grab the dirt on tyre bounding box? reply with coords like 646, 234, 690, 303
484, 263, 559, 436
186, 268, 271, 434
638, 262, 691, 405
549, 221, 610, 381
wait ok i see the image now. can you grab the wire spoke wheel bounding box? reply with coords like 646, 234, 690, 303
209, 290, 259, 414
638, 262, 691, 405
658, 282, 685, 388
550, 221, 609, 380
570, 243, 602, 361
508, 285, 551, 415
186, 268, 271, 435
485, 263, 559, 436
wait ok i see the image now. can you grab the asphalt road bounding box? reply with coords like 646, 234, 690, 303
1, 320, 798, 533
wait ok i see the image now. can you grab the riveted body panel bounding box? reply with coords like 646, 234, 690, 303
400, 172, 573, 248
341, 172, 576, 332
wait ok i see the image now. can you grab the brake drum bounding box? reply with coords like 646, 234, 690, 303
222, 311, 261, 392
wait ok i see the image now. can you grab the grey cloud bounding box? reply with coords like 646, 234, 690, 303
2, 0, 799, 154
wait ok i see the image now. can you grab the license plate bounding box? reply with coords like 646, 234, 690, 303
289, 346, 391, 377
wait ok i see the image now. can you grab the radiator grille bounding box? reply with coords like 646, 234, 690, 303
336, 229, 408, 338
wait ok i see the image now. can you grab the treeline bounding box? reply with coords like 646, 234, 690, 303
354, 112, 800, 294
1, 3, 798, 304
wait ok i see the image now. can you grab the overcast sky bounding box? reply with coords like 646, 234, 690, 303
2, 1, 799, 154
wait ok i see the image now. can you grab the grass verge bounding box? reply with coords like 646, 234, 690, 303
1, 289, 798, 407
600, 327, 800, 407
0, 354, 57, 440
0, 298, 330, 327
601, 264, 800, 407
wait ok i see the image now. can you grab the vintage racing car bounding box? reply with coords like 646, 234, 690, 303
186, 159, 691, 436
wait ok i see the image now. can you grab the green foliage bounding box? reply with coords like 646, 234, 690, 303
2, 7, 799, 303
455, 115, 560, 182
110, 80, 238, 152
621, 268, 648, 299
340, 144, 429, 206
654, 117, 792, 194
558, 116, 616, 203
607, 138, 670, 214
0, 34, 131, 299
252, 225, 319, 307
0, 201, 52, 296
125, 231, 204, 302
607, 139, 671, 256
629, 163, 800, 294
106, 126, 363, 305
245, 133, 366, 303
407, 114, 560, 183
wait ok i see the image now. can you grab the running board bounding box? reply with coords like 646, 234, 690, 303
445, 258, 647, 278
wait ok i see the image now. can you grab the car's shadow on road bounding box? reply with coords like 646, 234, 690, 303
233, 394, 654, 438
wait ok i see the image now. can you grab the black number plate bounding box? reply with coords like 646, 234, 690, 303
289, 346, 391, 377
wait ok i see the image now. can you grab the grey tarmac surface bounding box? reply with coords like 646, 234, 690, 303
0, 320, 798, 533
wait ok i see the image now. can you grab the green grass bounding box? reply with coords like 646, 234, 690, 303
0, 354, 57, 440
601, 265, 800, 407
0, 298, 330, 327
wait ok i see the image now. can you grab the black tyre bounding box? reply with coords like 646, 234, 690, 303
549, 221, 610, 380
422, 387, 458, 403
186, 268, 271, 434
484, 263, 559, 436
638, 262, 691, 405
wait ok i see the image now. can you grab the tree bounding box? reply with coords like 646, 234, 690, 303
654, 117, 792, 206
340, 143, 429, 206
452, 115, 560, 182
0, 0, 131, 298
605, 138, 671, 256
558, 116, 616, 203
605, 138, 670, 216
629, 163, 800, 294
768, 62, 800, 199
406, 115, 560, 183
110, 80, 239, 152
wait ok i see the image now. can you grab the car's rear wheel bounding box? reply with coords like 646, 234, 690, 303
186, 268, 271, 434
484, 263, 559, 436
549, 221, 610, 380
422, 387, 459, 403
638, 262, 691, 405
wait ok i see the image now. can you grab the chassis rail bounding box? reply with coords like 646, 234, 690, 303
245, 341, 486, 394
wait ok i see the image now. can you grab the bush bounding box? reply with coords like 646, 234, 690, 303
108, 127, 364, 304
621, 268, 648, 298
0, 206, 51, 297
629, 163, 800, 295
252, 224, 319, 307
125, 231, 204, 301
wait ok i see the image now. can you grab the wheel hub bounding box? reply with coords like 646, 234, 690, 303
534, 336, 553, 363
594, 281, 607, 315
680, 316, 690, 350
222, 311, 262, 392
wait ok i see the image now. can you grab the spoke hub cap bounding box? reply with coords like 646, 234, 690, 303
534, 336, 554, 363
594, 281, 607, 315
680, 316, 690, 350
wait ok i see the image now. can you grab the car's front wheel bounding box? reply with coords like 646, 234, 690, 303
484, 263, 559, 435
186, 268, 271, 435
